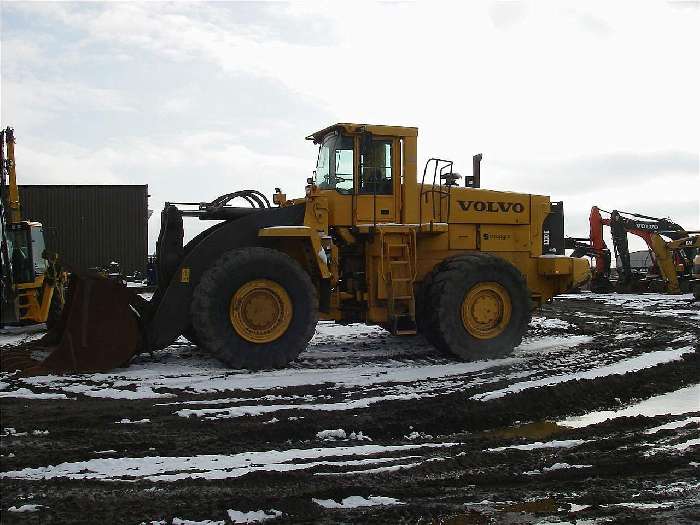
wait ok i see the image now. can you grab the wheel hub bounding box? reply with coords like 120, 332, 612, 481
461, 282, 512, 339
229, 279, 293, 343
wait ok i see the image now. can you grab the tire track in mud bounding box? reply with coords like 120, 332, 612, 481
1, 293, 699, 524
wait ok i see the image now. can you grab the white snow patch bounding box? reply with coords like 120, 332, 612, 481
1, 442, 457, 482
317, 429, 347, 441
176, 394, 422, 420
320, 462, 422, 476
0, 324, 46, 346
172, 519, 224, 525
644, 416, 700, 435
31, 430, 49, 435
0, 388, 68, 400
487, 439, 587, 452
609, 502, 674, 509
474, 347, 692, 401
8, 504, 44, 512
646, 438, 700, 456
543, 462, 592, 472
1, 427, 27, 437
514, 335, 592, 356
529, 317, 572, 330
561, 383, 700, 428
226, 509, 282, 523
79, 386, 174, 399
116, 418, 150, 425
313, 495, 403, 508
568, 503, 590, 512
316, 429, 371, 441
405, 431, 434, 440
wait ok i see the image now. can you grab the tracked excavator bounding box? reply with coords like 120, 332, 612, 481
567, 206, 698, 294
1, 123, 590, 375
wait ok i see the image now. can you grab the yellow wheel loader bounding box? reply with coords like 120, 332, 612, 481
3, 123, 589, 374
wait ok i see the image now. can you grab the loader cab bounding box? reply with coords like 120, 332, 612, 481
308, 123, 419, 226
6, 221, 47, 285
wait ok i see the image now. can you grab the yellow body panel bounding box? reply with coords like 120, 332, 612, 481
258, 226, 331, 279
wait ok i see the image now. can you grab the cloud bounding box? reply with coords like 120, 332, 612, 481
488, 150, 698, 195
2, 1, 699, 254
489, 1, 529, 29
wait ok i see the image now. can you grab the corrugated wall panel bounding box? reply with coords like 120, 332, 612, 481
17, 185, 148, 274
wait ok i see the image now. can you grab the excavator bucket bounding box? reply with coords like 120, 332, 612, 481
1, 275, 143, 375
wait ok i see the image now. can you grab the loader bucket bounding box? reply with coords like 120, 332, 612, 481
1, 276, 143, 375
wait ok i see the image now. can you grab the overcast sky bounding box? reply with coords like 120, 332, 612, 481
1, 1, 698, 253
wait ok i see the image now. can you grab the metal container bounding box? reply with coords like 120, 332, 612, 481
18, 185, 148, 275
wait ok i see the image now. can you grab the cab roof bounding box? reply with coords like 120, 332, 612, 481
305, 123, 418, 144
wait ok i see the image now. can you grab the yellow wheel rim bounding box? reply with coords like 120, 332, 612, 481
229, 279, 293, 343
461, 282, 512, 339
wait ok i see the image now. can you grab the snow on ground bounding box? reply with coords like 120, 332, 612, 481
19, 352, 523, 398
226, 509, 282, 523
172, 518, 223, 525
312, 496, 403, 508
7, 504, 44, 512
560, 384, 700, 428
529, 317, 572, 330
644, 416, 700, 435
472, 347, 694, 401
524, 463, 592, 475
1, 442, 457, 482
513, 335, 592, 356
559, 292, 700, 319
0, 324, 46, 346
0, 388, 69, 400
486, 439, 587, 452
2, 325, 596, 404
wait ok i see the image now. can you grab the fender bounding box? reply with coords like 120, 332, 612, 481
145, 204, 306, 350
258, 226, 331, 279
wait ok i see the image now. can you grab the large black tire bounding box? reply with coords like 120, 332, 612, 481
422, 253, 531, 361
191, 247, 318, 370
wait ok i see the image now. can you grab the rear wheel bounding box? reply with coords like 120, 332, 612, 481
191, 247, 318, 370
422, 253, 531, 361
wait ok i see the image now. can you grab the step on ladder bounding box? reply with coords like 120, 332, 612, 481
382, 231, 417, 335
17, 289, 40, 321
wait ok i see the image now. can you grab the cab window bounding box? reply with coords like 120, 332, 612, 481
30, 225, 47, 275
360, 139, 392, 194
315, 133, 354, 195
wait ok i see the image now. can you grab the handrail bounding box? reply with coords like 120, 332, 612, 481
419, 158, 454, 229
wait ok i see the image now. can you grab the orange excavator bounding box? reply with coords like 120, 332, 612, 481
567, 206, 698, 294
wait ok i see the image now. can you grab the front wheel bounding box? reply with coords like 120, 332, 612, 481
422, 253, 531, 361
191, 247, 318, 370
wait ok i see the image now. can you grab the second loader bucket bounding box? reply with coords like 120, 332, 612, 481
2, 275, 144, 375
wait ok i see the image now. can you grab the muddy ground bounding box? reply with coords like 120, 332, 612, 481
1, 293, 698, 524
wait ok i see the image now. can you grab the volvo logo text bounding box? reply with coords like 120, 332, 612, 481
458, 200, 525, 213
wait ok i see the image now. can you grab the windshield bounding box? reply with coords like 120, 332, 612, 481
7, 227, 33, 283
315, 133, 354, 194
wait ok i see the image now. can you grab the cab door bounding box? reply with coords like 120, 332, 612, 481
354, 136, 399, 224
